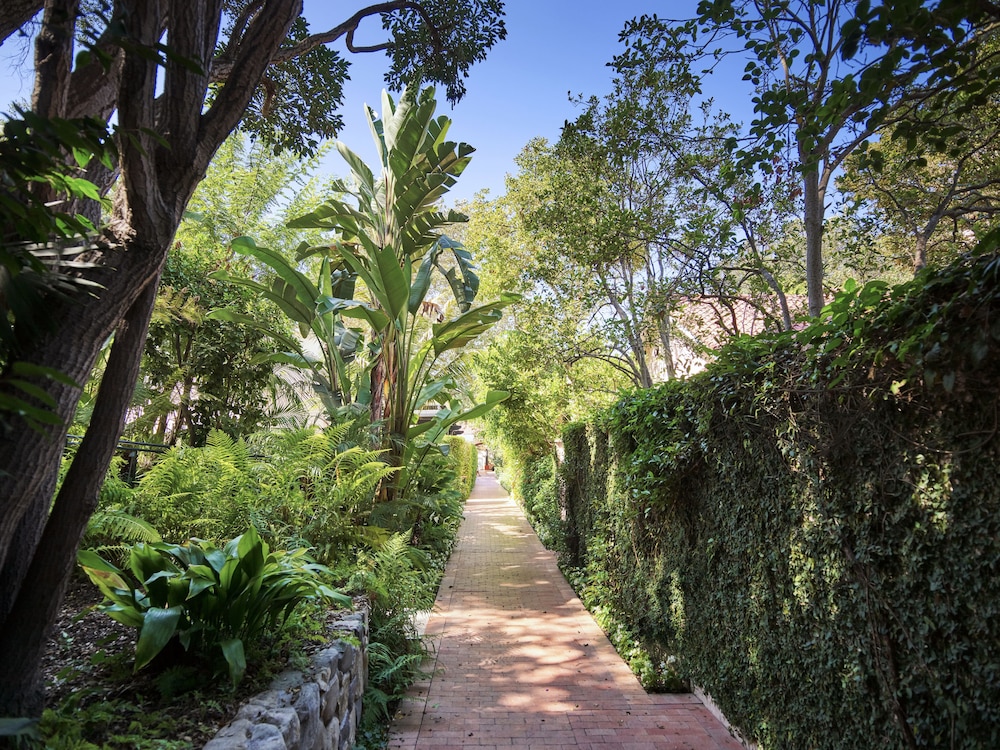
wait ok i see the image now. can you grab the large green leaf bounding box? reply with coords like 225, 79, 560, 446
209, 269, 313, 329
316, 295, 390, 331
436, 237, 479, 312
408, 244, 439, 314
205, 309, 309, 361
230, 237, 320, 308
135, 606, 182, 670
220, 638, 247, 686
373, 243, 410, 323
431, 295, 518, 356
337, 141, 376, 200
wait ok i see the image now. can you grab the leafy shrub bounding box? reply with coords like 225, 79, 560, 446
550, 251, 1000, 748
78, 526, 350, 685
515, 452, 562, 549
121, 430, 259, 542
110, 423, 396, 566
442, 435, 477, 496
349, 533, 435, 727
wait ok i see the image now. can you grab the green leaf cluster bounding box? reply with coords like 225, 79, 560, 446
78, 526, 349, 686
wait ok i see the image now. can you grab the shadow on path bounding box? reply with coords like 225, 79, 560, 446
387, 473, 744, 750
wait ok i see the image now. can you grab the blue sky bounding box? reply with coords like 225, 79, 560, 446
322, 0, 718, 202
0, 2, 751, 204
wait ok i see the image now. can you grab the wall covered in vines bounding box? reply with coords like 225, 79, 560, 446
556, 252, 1000, 749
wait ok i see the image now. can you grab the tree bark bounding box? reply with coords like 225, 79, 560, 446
0, 276, 160, 716
0, 0, 43, 45
0, 0, 303, 717
802, 160, 826, 317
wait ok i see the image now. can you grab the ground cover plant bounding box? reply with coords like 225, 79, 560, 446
34, 419, 475, 749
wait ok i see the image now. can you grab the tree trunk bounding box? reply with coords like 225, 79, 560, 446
802, 164, 826, 317
0, 238, 163, 613
372, 336, 403, 502
0, 0, 303, 717
760, 267, 793, 331
0, 0, 43, 44
654, 311, 677, 381
0, 276, 160, 716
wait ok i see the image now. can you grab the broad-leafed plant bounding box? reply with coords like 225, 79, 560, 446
286, 86, 514, 500
78, 526, 349, 686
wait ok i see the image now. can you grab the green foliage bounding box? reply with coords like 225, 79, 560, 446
0, 109, 116, 430
513, 453, 562, 550
349, 533, 436, 728
442, 435, 477, 497
134, 132, 331, 445
0, 109, 114, 245
114, 424, 398, 566
380, 0, 507, 105
542, 250, 1000, 748
78, 526, 349, 686
208, 236, 368, 417
285, 86, 512, 499
121, 430, 260, 543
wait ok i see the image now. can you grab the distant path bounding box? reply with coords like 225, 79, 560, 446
387, 473, 744, 750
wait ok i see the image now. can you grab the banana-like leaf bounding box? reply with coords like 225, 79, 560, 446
372, 243, 410, 323
408, 243, 442, 314
206, 309, 309, 361
316, 295, 390, 331
337, 141, 376, 199
230, 237, 321, 307
405, 389, 509, 452
431, 295, 518, 356
413, 377, 451, 411
436, 237, 479, 312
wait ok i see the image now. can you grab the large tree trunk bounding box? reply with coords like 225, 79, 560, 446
0, 275, 160, 716
0, 0, 303, 718
0, 240, 162, 617
0, 0, 43, 44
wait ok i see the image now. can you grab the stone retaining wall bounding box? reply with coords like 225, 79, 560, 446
204, 609, 368, 750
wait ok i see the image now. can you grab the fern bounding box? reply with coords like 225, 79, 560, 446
86, 509, 161, 544
83, 509, 162, 566
362, 642, 428, 722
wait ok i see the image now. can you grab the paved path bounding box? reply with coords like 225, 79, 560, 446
387, 474, 744, 750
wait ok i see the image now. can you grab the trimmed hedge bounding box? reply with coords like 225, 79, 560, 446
554, 252, 1000, 749
443, 435, 478, 497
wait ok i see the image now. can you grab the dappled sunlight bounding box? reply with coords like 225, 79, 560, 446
387, 474, 744, 749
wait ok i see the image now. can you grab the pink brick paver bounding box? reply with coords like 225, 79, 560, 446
387, 474, 744, 750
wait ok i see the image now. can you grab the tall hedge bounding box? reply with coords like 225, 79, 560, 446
443, 435, 478, 497
558, 252, 1000, 749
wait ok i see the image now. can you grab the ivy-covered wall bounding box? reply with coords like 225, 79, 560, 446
556, 252, 1000, 749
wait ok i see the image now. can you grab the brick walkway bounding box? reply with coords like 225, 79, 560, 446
387, 474, 744, 750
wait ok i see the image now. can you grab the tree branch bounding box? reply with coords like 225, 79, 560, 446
209, 1, 442, 83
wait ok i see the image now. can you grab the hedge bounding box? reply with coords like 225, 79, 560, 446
443, 435, 478, 498
553, 251, 1000, 749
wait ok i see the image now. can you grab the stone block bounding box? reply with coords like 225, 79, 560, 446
262, 706, 300, 747
321, 679, 340, 726
338, 647, 355, 674
246, 723, 287, 750
203, 718, 253, 750
338, 711, 355, 750
294, 683, 324, 750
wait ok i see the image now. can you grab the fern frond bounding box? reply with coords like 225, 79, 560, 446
87, 510, 162, 544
